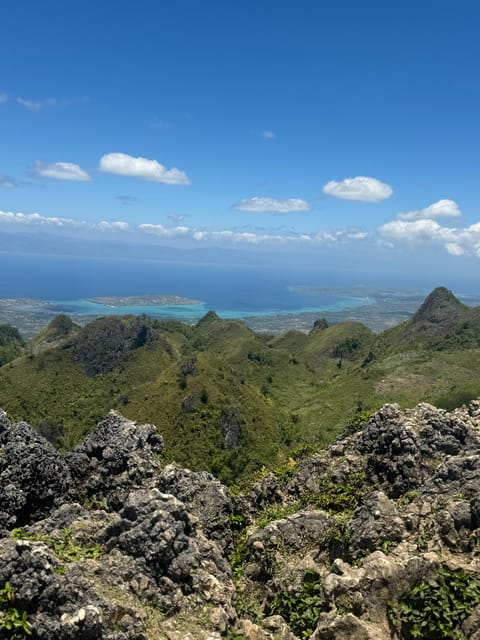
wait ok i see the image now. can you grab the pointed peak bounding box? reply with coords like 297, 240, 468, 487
423, 286, 460, 305
310, 318, 329, 334
196, 310, 221, 327
412, 287, 465, 322
46, 314, 79, 337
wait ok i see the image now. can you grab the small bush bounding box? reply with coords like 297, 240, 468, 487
271, 570, 325, 639
0, 582, 32, 638
388, 567, 480, 639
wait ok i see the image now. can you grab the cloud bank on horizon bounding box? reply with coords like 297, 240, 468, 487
233, 197, 311, 213
3, 195, 480, 258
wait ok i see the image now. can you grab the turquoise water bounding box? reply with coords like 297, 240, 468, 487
47, 294, 372, 321
1, 252, 376, 320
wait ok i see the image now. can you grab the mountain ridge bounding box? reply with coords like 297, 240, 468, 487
1, 286, 480, 483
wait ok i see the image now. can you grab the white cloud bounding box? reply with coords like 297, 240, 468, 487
233, 197, 311, 213
323, 176, 393, 202
139, 223, 367, 246
32, 161, 92, 182
94, 221, 131, 232
0, 209, 130, 232
0, 93, 7, 104
262, 130, 276, 139
379, 218, 445, 243
0, 210, 80, 227
17, 97, 57, 112
378, 217, 480, 258
99, 152, 190, 185
0, 208, 369, 248
397, 199, 461, 220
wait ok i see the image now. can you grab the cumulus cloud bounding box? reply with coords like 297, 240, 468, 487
32, 161, 92, 182
0, 93, 7, 104
233, 197, 311, 213
379, 218, 445, 243
99, 152, 190, 185
378, 218, 480, 258
323, 176, 393, 202
262, 130, 276, 139
396, 199, 461, 220
17, 97, 58, 111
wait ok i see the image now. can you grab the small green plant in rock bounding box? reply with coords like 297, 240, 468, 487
379, 538, 396, 554
397, 490, 419, 506
343, 408, 374, 435
0, 582, 32, 638
416, 522, 435, 552
11, 527, 103, 562
388, 567, 480, 639
230, 533, 250, 582
318, 517, 352, 561
270, 570, 325, 640
272, 456, 298, 485
53, 527, 104, 562
255, 502, 301, 530
304, 470, 371, 515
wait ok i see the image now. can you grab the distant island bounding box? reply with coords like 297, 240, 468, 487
86, 294, 201, 307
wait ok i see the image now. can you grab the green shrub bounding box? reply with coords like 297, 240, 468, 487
0, 582, 32, 638
271, 570, 325, 639
388, 567, 480, 639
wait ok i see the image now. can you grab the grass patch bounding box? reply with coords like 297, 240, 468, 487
11, 527, 104, 562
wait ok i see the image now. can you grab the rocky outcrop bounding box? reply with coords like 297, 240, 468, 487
0, 409, 73, 531
2, 401, 480, 638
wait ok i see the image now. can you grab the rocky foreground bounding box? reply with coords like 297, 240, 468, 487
1, 403, 480, 639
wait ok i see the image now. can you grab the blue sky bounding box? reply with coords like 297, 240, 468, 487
2, 0, 480, 279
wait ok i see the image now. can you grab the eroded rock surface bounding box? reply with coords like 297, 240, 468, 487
1, 402, 480, 638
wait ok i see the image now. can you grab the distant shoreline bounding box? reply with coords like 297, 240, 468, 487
2, 288, 480, 339
86, 294, 202, 307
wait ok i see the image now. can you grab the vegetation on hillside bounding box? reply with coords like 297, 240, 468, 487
1, 287, 480, 484
0, 325, 24, 367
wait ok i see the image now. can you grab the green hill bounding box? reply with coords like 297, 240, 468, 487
0, 324, 24, 366
1, 287, 480, 483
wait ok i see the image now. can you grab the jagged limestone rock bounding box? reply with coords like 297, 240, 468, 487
1, 401, 480, 638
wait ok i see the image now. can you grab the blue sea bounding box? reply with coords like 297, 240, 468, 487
0, 252, 374, 320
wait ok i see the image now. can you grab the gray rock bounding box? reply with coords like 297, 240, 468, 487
349, 491, 406, 557
0, 418, 73, 529
157, 463, 233, 551
67, 411, 163, 511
